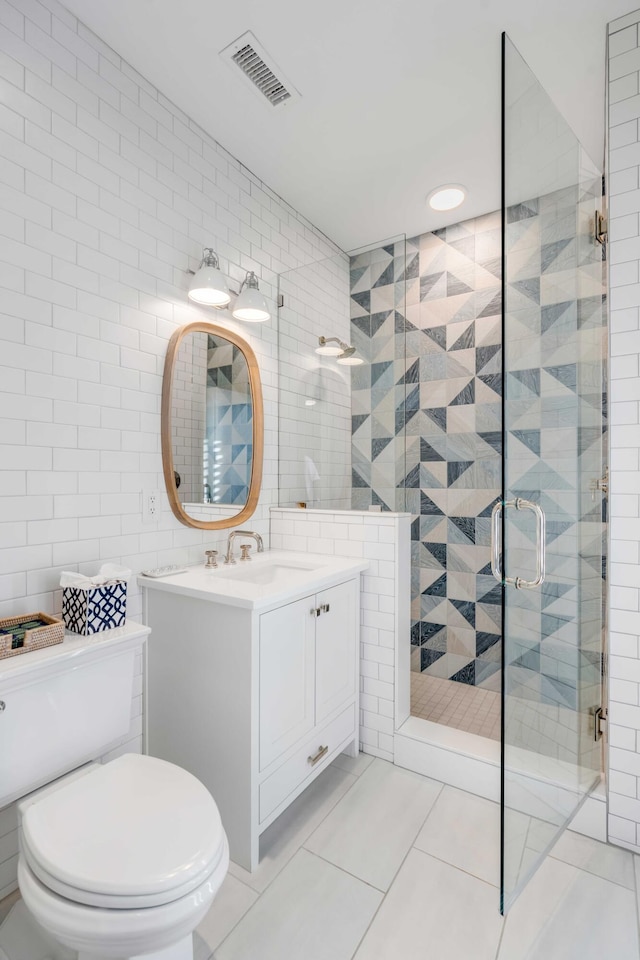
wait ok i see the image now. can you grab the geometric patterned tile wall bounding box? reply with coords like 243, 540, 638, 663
503, 179, 606, 764
351, 197, 605, 705
350, 215, 504, 689
206, 335, 253, 506
350, 239, 409, 515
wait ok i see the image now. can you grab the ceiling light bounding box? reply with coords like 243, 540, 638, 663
427, 184, 466, 212
188, 248, 230, 306
315, 336, 343, 357
232, 271, 271, 322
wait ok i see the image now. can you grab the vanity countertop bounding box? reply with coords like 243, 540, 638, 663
138, 550, 368, 610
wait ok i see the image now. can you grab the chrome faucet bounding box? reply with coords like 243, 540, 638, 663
224, 530, 264, 565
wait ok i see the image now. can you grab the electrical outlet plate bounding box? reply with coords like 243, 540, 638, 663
142, 489, 160, 524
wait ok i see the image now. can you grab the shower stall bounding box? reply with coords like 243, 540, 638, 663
276, 33, 607, 911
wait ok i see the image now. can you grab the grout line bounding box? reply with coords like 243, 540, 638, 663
409, 845, 503, 892
342, 796, 444, 959
217, 761, 364, 923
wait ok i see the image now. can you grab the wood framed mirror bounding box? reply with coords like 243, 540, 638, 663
161, 321, 264, 530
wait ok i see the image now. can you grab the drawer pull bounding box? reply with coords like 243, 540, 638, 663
320, 603, 330, 613
307, 744, 329, 766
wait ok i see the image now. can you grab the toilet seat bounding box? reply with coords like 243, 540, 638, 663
21, 754, 226, 910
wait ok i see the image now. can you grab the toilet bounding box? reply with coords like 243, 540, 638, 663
17, 755, 228, 960
0, 624, 228, 960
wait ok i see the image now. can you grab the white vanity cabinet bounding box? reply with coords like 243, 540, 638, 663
259, 581, 355, 770
141, 555, 364, 871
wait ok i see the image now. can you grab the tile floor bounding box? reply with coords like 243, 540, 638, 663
411, 671, 502, 740
2, 754, 638, 960
197, 754, 639, 960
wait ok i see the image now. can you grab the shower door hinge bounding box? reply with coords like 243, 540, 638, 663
277, 293, 284, 308
594, 211, 607, 246
594, 706, 607, 741
589, 465, 609, 501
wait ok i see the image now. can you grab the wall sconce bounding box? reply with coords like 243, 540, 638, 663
315, 336, 364, 365
188, 249, 230, 306
187, 251, 271, 322
232, 271, 271, 323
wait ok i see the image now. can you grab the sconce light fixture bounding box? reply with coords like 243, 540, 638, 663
315, 336, 364, 365
188, 248, 230, 306
232, 271, 271, 323
187, 251, 271, 322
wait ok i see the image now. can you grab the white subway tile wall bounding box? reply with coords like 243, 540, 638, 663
608, 8, 640, 853
0, 0, 347, 893
270, 508, 411, 760
0, 0, 348, 618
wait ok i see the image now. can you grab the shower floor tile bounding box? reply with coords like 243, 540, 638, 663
410, 671, 501, 740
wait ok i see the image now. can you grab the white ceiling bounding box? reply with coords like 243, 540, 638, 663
62, 0, 629, 252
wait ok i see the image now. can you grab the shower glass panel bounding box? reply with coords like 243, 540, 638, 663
277, 242, 408, 513
277, 254, 354, 509
500, 34, 605, 912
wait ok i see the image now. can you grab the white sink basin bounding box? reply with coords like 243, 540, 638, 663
218, 560, 321, 585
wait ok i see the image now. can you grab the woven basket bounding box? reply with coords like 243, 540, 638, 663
0, 612, 64, 660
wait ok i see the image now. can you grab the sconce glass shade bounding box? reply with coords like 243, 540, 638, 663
188, 249, 231, 307
232, 271, 271, 322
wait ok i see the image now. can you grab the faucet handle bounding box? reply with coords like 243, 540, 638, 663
240, 544, 252, 562
204, 550, 218, 569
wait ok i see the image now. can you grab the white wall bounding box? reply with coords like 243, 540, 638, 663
0, 0, 348, 632
607, 8, 640, 852
0, 0, 349, 896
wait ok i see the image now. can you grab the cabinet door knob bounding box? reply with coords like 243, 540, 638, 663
310, 607, 321, 617
307, 744, 328, 766
320, 603, 330, 613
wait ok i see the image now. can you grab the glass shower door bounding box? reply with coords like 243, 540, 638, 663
499, 34, 605, 912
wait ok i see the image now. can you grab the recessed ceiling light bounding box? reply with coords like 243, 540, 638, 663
427, 185, 466, 212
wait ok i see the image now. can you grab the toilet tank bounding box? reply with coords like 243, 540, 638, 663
0, 625, 148, 808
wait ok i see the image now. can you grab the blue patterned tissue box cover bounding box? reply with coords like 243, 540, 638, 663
62, 581, 127, 635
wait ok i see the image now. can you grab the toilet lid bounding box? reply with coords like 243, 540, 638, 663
22, 754, 226, 907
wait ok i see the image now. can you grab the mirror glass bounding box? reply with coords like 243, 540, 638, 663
163, 323, 262, 529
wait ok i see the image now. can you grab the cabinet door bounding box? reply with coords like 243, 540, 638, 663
259, 596, 315, 770
315, 581, 357, 724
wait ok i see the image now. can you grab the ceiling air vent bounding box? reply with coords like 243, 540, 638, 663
220, 31, 300, 107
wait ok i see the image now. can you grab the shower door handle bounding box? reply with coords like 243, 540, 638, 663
490, 499, 546, 590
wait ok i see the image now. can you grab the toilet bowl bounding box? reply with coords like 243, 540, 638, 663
17, 753, 229, 960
